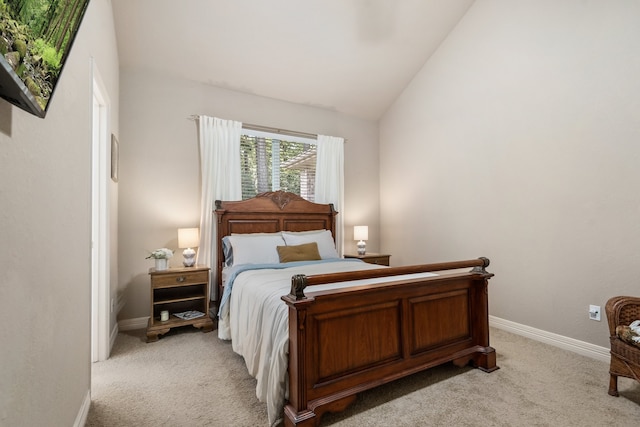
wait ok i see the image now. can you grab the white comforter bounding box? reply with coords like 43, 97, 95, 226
219, 260, 436, 426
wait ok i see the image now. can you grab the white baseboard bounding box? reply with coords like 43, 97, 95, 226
490, 315, 610, 363
73, 389, 91, 427
118, 316, 149, 331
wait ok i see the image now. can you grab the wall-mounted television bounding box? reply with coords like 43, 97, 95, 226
0, 0, 90, 118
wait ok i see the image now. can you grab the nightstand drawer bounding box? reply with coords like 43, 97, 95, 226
363, 256, 389, 266
152, 271, 208, 288
344, 253, 391, 266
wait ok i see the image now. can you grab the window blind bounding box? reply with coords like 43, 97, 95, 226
240, 134, 317, 201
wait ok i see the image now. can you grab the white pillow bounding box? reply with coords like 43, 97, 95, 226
221, 236, 233, 266
227, 233, 285, 265
223, 232, 282, 266
282, 230, 339, 260
282, 229, 327, 235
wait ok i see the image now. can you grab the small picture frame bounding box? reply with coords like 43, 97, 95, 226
111, 134, 119, 182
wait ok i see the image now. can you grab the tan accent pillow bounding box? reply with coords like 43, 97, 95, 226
277, 242, 321, 263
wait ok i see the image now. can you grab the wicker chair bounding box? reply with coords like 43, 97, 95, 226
606, 296, 640, 396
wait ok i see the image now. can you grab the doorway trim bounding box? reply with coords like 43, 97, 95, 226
91, 59, 111, 363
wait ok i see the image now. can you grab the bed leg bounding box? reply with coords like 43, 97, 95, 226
283, 406, 317, 427
284, 394, 357, 427
474, 346, 499, 373
452, 355, 473, 368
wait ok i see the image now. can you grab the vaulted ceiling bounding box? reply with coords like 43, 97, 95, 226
112, 0, 474, 121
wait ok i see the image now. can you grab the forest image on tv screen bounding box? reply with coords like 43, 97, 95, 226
0, 0, 89, 116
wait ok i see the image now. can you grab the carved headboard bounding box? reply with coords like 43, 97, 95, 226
214, 191, 337, 288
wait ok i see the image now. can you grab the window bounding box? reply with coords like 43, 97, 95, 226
240, 134, 317, 201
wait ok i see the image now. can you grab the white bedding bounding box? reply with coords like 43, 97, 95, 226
219, 260, 437, 426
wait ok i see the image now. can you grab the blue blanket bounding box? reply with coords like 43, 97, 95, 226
217, 258, 362, 316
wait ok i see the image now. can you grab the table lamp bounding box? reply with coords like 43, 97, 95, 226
354, 225, 368, 255
178, 227, 200, 267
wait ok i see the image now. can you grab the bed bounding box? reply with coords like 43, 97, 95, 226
215, 191, 497, 426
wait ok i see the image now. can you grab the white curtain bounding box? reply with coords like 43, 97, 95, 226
315, 135, 345, 255
196, 116, 242, 300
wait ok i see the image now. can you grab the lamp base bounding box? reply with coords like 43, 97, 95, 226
182, 247, 196, 267
357, 240, 366, 256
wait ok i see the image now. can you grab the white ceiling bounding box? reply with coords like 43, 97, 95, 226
111, 0, 474, 121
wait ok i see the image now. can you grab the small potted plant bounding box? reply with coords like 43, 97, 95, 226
146, 248, 173, 271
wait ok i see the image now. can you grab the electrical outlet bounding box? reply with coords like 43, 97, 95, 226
589, 305, 601, 321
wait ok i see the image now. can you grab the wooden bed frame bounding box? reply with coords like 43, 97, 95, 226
215, 191, 497, 426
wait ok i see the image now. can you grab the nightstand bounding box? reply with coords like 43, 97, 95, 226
146, 266, 214, 342
344, 253, 391, 266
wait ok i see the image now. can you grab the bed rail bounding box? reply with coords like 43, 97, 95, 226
287, 257, 492, 301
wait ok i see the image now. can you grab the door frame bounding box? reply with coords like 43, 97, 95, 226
91, 60, 111, 363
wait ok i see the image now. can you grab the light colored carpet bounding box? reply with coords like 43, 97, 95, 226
87, 327, 640, 426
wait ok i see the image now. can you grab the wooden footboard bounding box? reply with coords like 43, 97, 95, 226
281, 258, 497, 426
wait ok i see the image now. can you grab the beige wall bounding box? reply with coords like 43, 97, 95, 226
380, 0, 640, 348
117, 69, 379, 321
0, 0, 119, 424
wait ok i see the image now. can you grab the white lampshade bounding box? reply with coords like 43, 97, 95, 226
178, 228, 200, 248
354, 225, 368, 256
354, 226, 368, 241
178, 228, 199, 267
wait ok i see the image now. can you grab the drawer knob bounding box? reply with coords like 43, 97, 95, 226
177, 276, 186, 283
